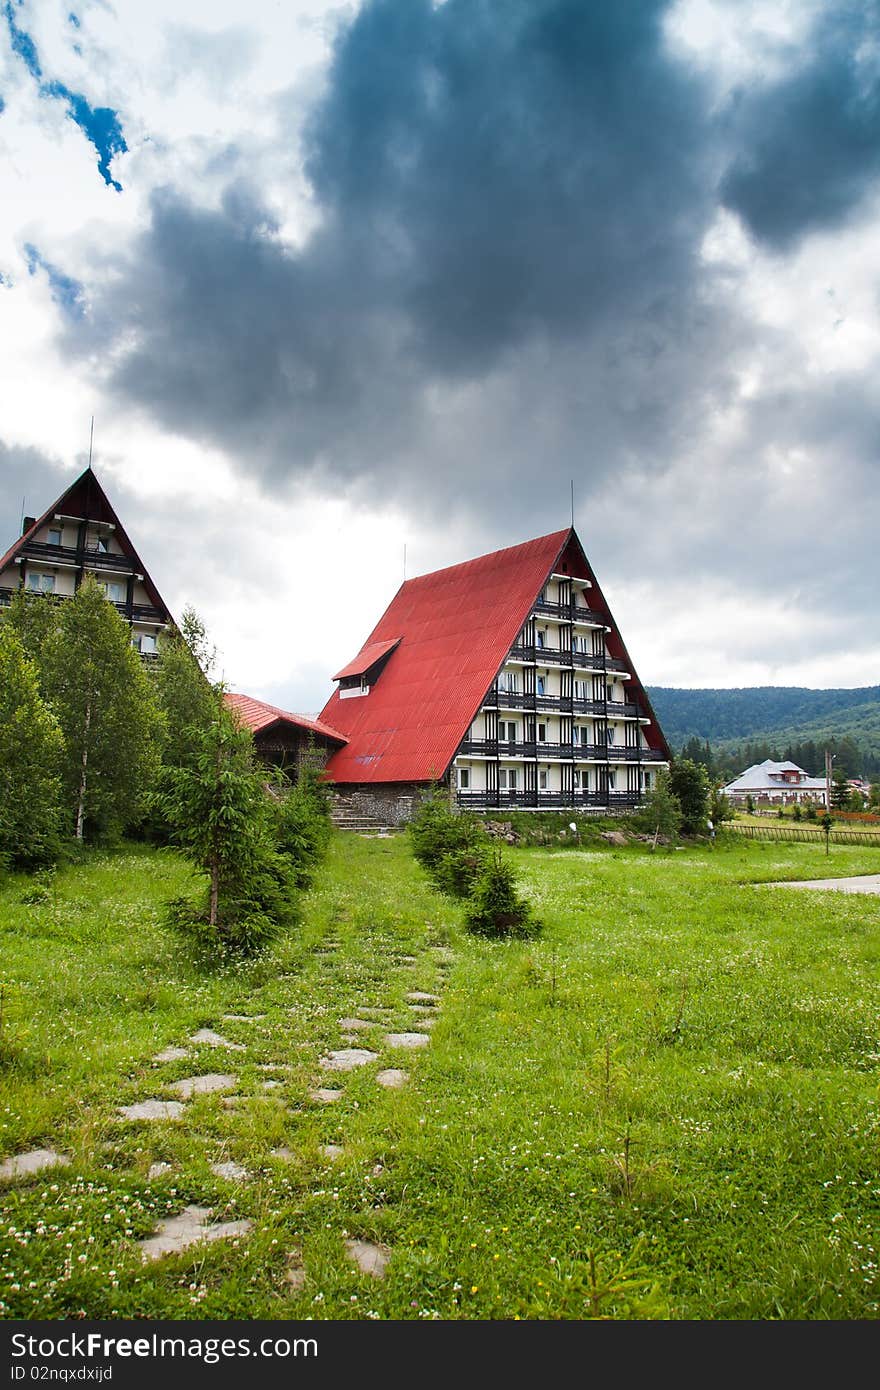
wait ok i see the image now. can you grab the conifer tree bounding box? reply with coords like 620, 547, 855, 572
0, 626, 64, 868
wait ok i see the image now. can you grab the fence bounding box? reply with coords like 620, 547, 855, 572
729, 824, 880, 848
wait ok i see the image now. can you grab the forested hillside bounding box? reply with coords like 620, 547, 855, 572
647, 686, 880, 778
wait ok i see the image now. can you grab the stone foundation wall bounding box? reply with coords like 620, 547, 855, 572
330, 781, 441, 826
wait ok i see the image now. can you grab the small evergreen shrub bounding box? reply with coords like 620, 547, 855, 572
272, 769, 332, 889
409, 789, 488, 895
464, 848, 542, 939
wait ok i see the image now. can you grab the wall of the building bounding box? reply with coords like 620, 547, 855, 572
329, 781, 437, 826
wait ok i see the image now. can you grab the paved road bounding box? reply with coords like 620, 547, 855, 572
763, 874, 880, 895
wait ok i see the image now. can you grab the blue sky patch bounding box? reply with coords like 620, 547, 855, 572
24, 243, 85, 319
5, 1, 127, 190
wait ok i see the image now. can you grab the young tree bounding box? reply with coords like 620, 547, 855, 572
40, 577, 163, 840
666, 757, 710, 836
464, 847, 541, 938
159, 696, 299, 952
153, 606, 217, 772
830, 767, 851, 811
2, 588, 59, 667
0, 626, 64, 868
634, 770, 682, 847
708, 783, 734, 827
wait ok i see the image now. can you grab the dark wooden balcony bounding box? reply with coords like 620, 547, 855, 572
21, 539, 136, 574
456, 790, 643, 811
533, 598, 606, 626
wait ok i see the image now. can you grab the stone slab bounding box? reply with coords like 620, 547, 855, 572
0, 1148, 70, 1180
345, 1238, 390, 1278
169, 1074, 237, 1098
319, 1144, 344, 1160
309, 1088, 343, 1103
405, 992, 440, 1005
222, 1014, 265, 1022
139, 1205, 252, 1262
211, 1161, 249, 1182
119, 1100, 185, 1121
376, 1069, 408, 1089
190, 1029, 245, 1051
319, 1049, 377, 1072
763, 873, 880, 895
384, 1032, 430, 1049
271, 1147, 297, 1161
338, 1018, 374, 1032
153, 1046, 189, 1063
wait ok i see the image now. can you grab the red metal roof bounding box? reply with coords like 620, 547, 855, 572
319, 530, 572, 784
224, 691, 346, 745
332, 638, 401, 682
320, 527, 671, 785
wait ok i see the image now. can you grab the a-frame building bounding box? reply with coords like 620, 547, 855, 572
0, 466, 174, 655
319, 527, 670, 822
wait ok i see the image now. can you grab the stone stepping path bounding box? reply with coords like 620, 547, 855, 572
169, 1074, 238, 1098
190, 1029, 245, 1051
222, 1014, 265, 1022
376, 1069, 409, 1089
345, 1238, 390, 1277
309, 1088, 343, 1103
119, 1100, 184, 1121
139, 1205, 252, 1262
319, 1049, 377, 1072
405, 992, 440, 1005
0, 1148, 71, 1181
338, 1018, 374, 1032
319, 1144, 344, 1160
271, 1147, 297, 1161
384, 1032, 430, 1049
153, 1046, 189, 1063
286, 1253, 306, 1291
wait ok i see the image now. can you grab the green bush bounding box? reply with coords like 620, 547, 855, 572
409, 788, 488, 894
272, 769, 332, 889
464, 848, 541, 939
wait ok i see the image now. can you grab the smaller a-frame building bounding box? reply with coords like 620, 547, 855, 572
0, 466, 174, 655
319, 527, 670, 822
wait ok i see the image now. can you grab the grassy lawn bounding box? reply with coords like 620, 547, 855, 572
1, 831, 879, 1320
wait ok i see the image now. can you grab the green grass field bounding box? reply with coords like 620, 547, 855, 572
1, 831, 879, 1320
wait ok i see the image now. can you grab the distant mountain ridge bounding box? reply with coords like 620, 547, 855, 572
646, 686, 880, 760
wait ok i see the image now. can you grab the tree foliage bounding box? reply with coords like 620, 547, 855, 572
153, 606, 217, 773
408, 788, 488, 898
666, 757, 710, 836
463, 847, 541, 939
39, 579, 162, 840
632, 769, 682, 846
0, 626, 64, 868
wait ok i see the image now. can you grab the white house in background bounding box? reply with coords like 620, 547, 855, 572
721, 759, 828, 807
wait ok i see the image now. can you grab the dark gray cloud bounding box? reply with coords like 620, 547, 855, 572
53, 0, 880, 656
0, 441, 72, 559
67, 0, 721, 516
719, 0, 880, 248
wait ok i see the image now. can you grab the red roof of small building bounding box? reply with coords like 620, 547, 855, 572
332, 638, 401, 682
224, 691, 346, 745
320, 527, 670, 785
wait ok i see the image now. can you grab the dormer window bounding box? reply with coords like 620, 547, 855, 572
47, 527, 62, 546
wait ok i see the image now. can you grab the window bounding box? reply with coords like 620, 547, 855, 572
499, 721, 517, 742
539, 770, 548, 790
499, 768, 518, 791
578, 726, 590, 746
606, 684, 615, 703
498, 671, 519, 694
458, 767, 470, 789
536, 676, 546, 696
606, 726, 615, 745
132, 632, 158, 655
608, 771, 616, 790
574, 679, 589, 699
537, 722, 547, 742
536, 630, 545, 649
47, 528, 62, 546
573, 768, 581, 788
101, 580, 126, 604
643, 772, 652, 790
26, 572, 55, 593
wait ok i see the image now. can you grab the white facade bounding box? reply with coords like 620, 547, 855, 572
452, 573, 666, 810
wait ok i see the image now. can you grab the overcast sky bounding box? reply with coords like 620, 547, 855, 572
1, 0, 878, 713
